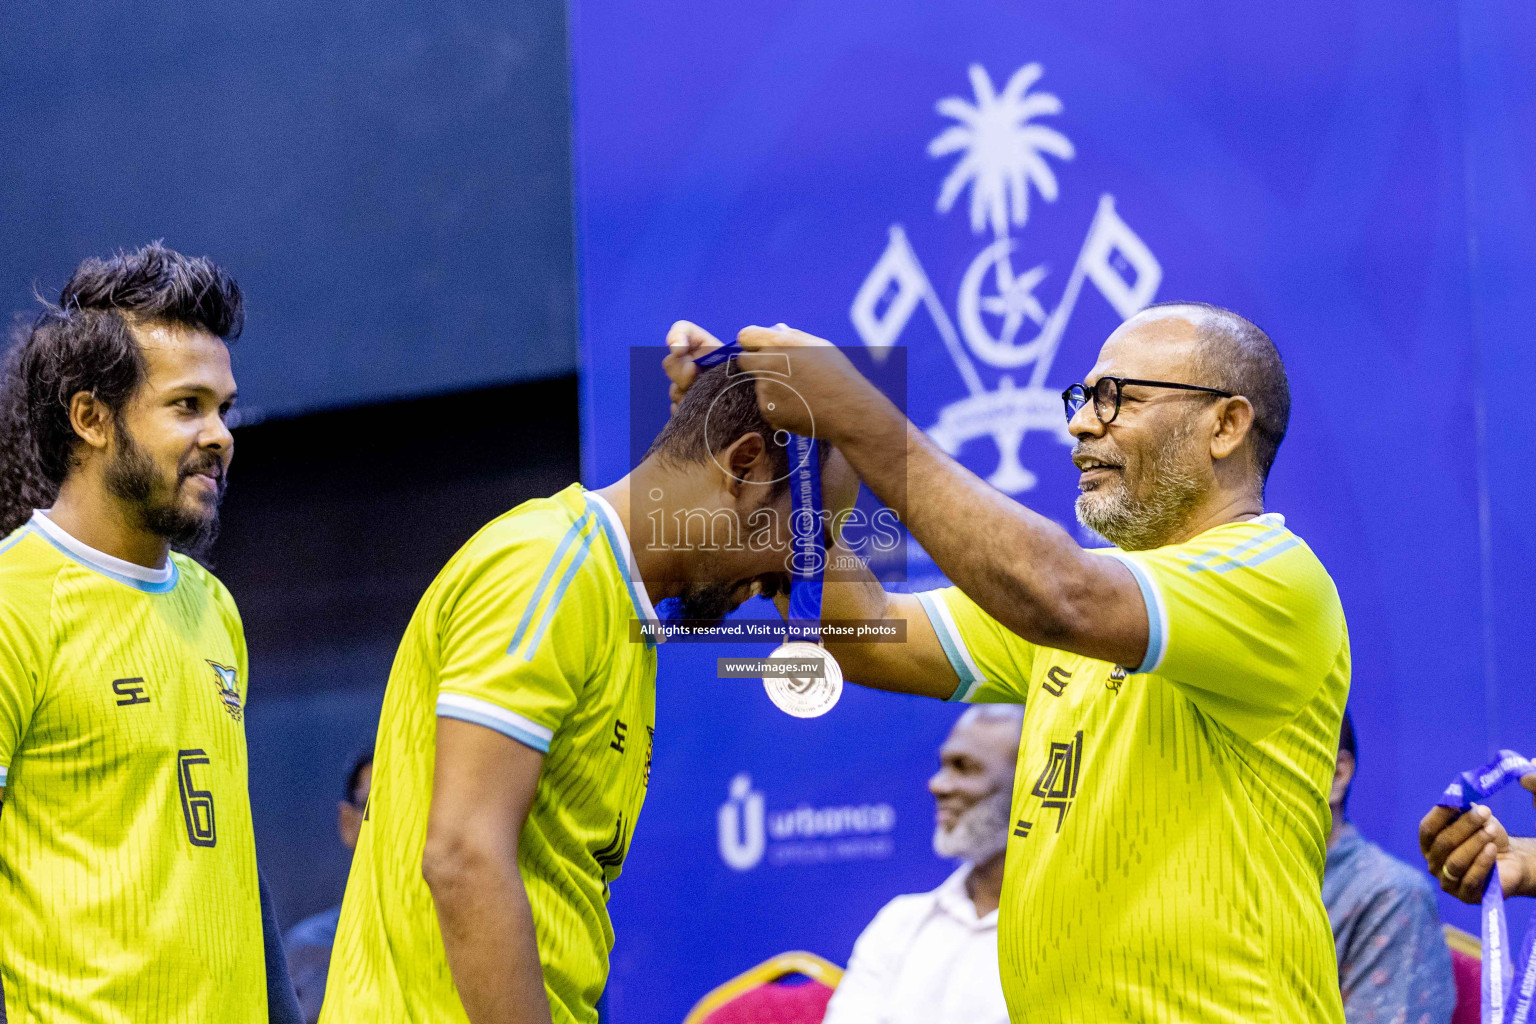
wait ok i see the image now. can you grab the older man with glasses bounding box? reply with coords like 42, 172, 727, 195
665, 302, 1350, 1024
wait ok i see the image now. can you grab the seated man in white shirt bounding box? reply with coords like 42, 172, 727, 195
823, 705, 1021, 1024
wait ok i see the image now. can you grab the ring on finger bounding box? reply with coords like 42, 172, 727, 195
1441, 865, 1462, 884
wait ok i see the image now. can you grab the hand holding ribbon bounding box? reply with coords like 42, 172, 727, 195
1433, 752, 1536, 1024
693, 339, 843, 717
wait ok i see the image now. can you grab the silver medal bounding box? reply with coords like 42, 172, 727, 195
763, 640, 843, 718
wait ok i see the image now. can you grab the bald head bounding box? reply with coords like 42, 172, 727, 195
1134, 302, 1290, 482
956, 703, 1026, 734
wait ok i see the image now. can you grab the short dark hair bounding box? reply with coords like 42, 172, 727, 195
1338, 708, 1357, 809
344, 745, 375, 807
644, 357, 831, 497
0, 242, 243, 533
1142, 301, 1290, 484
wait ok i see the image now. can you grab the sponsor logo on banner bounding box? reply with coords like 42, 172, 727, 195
850, 61, 1164, 493
717, 773, 897, 871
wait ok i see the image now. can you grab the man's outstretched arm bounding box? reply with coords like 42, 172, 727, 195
664, 322, 1148, 668
813, 539, 961, 701
424, 718, 553, 1024
875, 421, 1147, 667
666, 321, 962, 699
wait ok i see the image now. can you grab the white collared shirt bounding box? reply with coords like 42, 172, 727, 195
822, 865, 1010, 1024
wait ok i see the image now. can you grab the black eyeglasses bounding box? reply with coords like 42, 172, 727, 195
1061, 376, 1233, 425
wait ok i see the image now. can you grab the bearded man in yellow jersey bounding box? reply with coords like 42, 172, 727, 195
322, 358, 859, 1024
666, 305, 1350, 1024
0, 244, 302, 1023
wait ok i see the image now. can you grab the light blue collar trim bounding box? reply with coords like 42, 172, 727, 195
584, 490, 662, 643
29, 511, 179, 594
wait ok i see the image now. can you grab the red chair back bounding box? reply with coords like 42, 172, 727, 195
1444, 925, 1481, 1024
683, 951, 843, 1024
697, 979, 835, 1024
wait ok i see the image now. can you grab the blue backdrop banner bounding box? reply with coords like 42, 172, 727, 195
570, 2, 1536, 1020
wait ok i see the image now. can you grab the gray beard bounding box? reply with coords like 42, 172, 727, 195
1075, 421, 1203, 551
932, 788, 1013, 864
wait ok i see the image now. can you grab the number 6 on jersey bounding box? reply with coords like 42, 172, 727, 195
177, 749, 217, 848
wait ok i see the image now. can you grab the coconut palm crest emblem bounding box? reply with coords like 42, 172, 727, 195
931, 63, 1073, 239
930, 62, 1074, 368
849, 60, 1163, 494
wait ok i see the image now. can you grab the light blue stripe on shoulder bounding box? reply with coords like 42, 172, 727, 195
916, 591, 978, 702
1104, 552, 1165, 674
0, 524, 32, 558
1217, 522, 1285, 561
587, 495, 654, 647
1190, 528, 1301, 574
28, 526, 179, 593
507, 512, 593, 656
1188, 524, 1283, 573
522, 525, 596, 661
0, 765, 8, 786
437, 702, 551, 754
1237, 534, 1300, 569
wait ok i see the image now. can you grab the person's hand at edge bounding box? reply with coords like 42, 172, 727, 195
662, 321, 723, 413
1420, 802, 1536, 903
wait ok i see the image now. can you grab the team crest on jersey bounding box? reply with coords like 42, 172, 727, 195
849, 61, 1163, 493
206, 661, 244, 722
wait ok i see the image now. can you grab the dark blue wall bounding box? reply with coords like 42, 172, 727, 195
0, 0, 577, 419
570, 2, 1536, 1020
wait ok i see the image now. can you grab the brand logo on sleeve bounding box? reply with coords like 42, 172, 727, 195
1041, 665, 1072, 697
206, 661, 244, 722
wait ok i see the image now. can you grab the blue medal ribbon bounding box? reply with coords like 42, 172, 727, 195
1437, 751, 1536, 1024
781, 430, 825, 638
693, 341, 825, 638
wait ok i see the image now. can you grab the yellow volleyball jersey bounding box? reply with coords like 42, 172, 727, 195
0, 511, 265, 1024
917, 513, 1349, 1024
323, 484, 658, 1024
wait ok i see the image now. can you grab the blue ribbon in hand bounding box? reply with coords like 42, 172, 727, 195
693, 341, 825, 638
1437, 751, 1536, 1024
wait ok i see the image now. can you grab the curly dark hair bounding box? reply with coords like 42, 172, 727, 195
0, 242, 243, 534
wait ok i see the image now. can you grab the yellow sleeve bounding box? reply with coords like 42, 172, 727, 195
915, 587, 1038, 704
1103, 522, 1346, 741
0, 594, 44, 788
198, 561, 251, 707
434, 513, 607, 754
